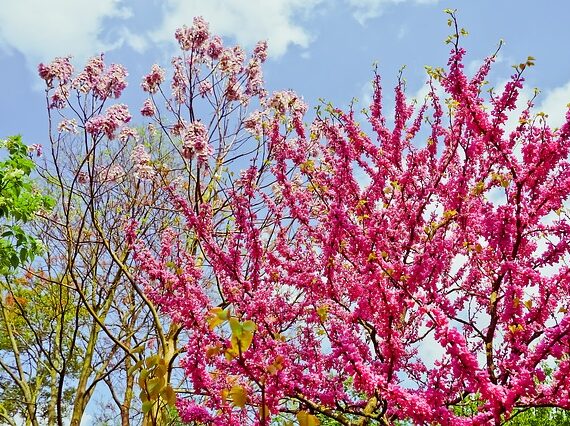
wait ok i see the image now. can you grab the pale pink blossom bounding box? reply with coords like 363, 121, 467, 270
181, 121, 212, 161
245, 59, 266, 97
198, 80, 212, 97
134, 164, 155, 181
85, 104, 131, 139
38, 56, 74, 86
218, 46, 245, 75
57, 118, 78, 134
50, 85, 70, 109
253, 40, 268, 63
73, 55, 104, 93
71, 55, 127, 99
118, 127, 138, 143
130, 144, 151, 165
171, 57, 187, 104
206, 35, 223, 60
27, 144, 43, 157
243, 110, 265, 138
95, 63, 128, 99
131, 143, 156, 181
174, 16, 210, 51
98, 164, 125, 183
225, 75, 244, 103
140, 98, 156, 117
141, 64, 165, 94
77, 171, 89, 184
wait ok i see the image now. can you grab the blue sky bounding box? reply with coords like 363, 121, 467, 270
1, 1, 569, 423
1, 0, 570, 146
2, 0, 570, 147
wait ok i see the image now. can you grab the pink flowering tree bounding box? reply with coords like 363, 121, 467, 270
123, 11, 570, 426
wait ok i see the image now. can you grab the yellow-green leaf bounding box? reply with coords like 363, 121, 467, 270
127, 359, 144, 376
229, 385, 247, 408
297, 411, 320, 426
161, 385, 177, 407
142, 401, 154, 414
229, 317, 243, 338
242, 320, 257, 333
145, 355, 160, 368
147, 377, 162, 397
297, 411, 321, 426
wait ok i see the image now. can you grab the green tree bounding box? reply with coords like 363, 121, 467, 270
0, 135, 51, 273
0, 135, 55, 425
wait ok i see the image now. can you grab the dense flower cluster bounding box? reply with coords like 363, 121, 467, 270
140, 98, 155, 117
206, 35, 224, 60
127, 22, 570, 426
219, 46, 245, 75
73, 56, 128, 99
35, 12, 570, 425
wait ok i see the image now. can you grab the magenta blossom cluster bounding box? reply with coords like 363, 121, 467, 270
129, 33, 570, 426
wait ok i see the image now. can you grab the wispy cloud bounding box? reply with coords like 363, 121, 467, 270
0, 0, 139, 67
537, 80, 570, 129
346, 0, 440, 25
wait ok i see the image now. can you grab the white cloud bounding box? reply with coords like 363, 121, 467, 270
346, 0, 440, 25
0, 0, 133, 67
492, 78, 570, 136
150, 0, 322, 58
537, 80, 570, 130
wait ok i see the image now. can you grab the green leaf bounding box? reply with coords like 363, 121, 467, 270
141, 401, 154, 414
161, 385, 177, 407
229, 317, 242, 338
145, 355, 160, 368
127, 359, 145, 376
242, 320, 257, 333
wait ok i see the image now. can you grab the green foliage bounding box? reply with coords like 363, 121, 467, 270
507, 407, 570, 425
0, 135, 53, 274
449, 386, 570, 426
